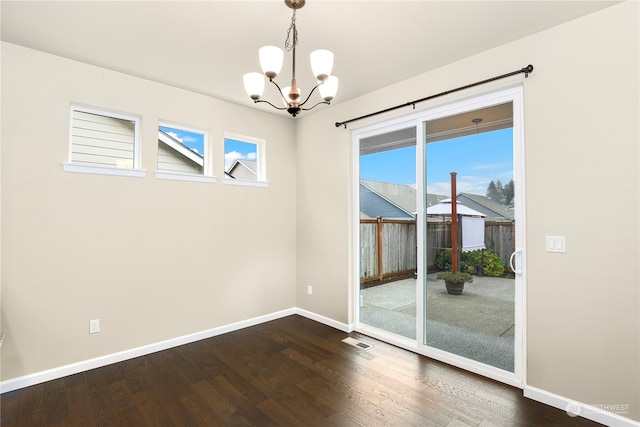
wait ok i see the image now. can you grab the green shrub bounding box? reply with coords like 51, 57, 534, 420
435, 249, 452, 271
435, 248, 505, 277
482, 249, 505, 277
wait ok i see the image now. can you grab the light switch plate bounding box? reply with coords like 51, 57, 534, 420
546, 236, 566, 253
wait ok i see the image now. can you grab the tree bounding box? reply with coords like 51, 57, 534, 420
503, 179, 515, 206
486, 179, 515, 205
486, 180, 499, 202
495, 180, 505, 204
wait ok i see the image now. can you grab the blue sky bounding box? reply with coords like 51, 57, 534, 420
360, 128, 513, 197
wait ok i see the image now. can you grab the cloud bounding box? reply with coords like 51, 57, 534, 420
427, 175, 491, 196
224, 150, 257, 171
471, 161, 511, 170
180, 134, 200, 144
166, 131, 183, 143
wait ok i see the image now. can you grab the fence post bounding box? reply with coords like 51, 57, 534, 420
450, 172, 459, 272
377, 217, 384, 281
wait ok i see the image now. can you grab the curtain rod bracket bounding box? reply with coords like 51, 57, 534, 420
334, 64, 534, 129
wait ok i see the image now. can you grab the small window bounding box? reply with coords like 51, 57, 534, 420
156, 124, 214, 183
223, 134, 267, 187
64, 106, 143, 177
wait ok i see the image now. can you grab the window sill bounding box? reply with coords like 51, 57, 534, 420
223, 178, 269, 188
62, 163, 146, 178
155, 172, 217, 183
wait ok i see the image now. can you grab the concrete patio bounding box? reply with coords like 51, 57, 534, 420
360, 273, 515, 371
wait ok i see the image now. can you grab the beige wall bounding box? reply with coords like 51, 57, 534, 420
1, 43, 297, 379
1, 1, 638, 423
296, 2, 639, 421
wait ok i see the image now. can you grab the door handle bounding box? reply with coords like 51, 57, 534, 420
510, 249, 522, 275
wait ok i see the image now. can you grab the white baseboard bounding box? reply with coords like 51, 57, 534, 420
0, 308, 297, 394
294, 308, 353, 332
524, 385, 639, 427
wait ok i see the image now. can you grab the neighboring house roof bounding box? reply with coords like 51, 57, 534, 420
426, 193, 449, 207
227, 159, 257, 180
360, 181, 414, 220
360, 179, 416, 214
158, 129, 203, 167
456, 193, 515, 222
360, 179, 453, 219
359, 179, 512, 222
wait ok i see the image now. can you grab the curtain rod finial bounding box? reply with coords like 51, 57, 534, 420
524, 64, 534, 77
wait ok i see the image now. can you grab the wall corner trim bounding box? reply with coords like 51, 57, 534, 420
524, 385, 640, 427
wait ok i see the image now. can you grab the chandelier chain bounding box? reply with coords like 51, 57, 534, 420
285, 9, 298, 52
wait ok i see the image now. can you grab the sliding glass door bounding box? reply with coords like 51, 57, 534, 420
355, 87, 525, 386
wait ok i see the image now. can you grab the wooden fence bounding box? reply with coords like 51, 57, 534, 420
360, 218, 416, 284
483, 221, 516, 267
360, 218, 515, 282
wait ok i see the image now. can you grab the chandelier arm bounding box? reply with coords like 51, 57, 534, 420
267, 78, 292, 106
298, 82, 323, 108
300, 100, 330, 111
254, 99, 288, 111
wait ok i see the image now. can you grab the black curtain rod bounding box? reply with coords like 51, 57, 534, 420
335, 64, 534, 129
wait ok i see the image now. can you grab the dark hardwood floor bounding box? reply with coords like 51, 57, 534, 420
1, 315, 602, 426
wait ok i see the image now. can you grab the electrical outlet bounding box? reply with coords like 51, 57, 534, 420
307, 285, 313, 295
89, 319, 100, 334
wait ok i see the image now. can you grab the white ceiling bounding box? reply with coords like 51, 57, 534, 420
1, 1, 620, 115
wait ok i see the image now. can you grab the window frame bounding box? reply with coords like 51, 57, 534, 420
223, 132, 269, 187
63, 105, 145, 177
155, 121, 216, 183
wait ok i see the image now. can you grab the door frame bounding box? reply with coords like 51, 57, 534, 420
352, 85, 527, 388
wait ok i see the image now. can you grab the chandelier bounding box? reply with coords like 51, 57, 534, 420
243, 0, 338, 118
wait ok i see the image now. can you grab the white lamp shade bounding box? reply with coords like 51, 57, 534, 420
310, 49, 334, 81
319, 75, 338, 101
243, 73, 265, 99
281, 86, 302, 106
259, 46, 284, 79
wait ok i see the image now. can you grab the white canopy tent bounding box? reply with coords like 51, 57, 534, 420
427, 199, 486, 217
426, 200, 486, 252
